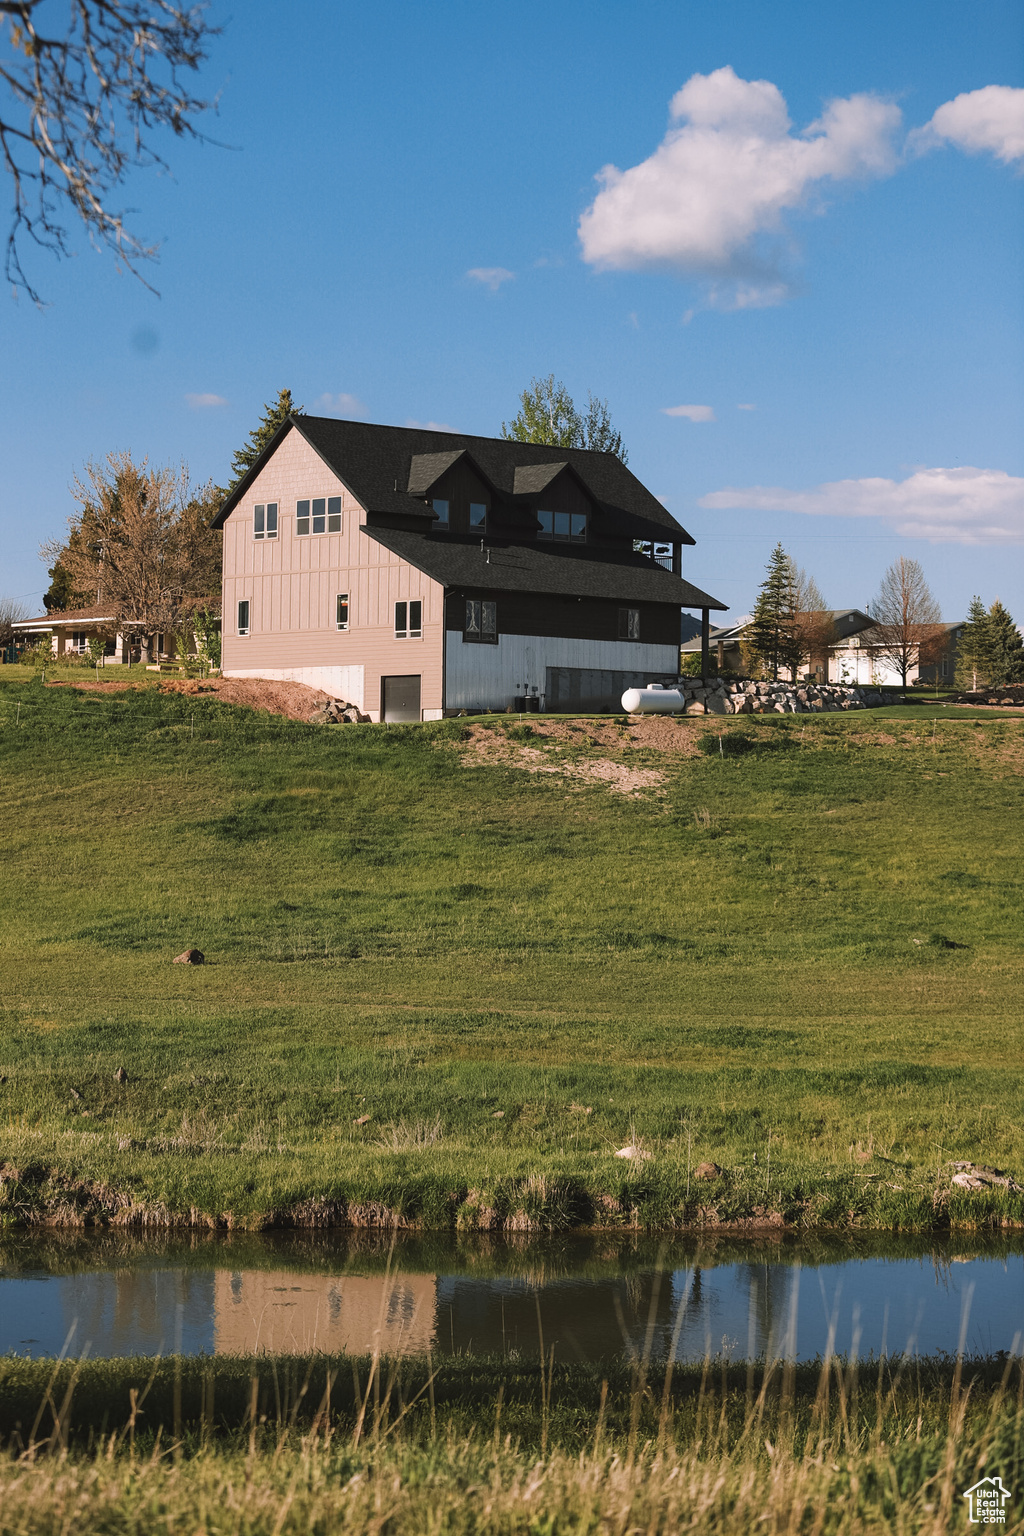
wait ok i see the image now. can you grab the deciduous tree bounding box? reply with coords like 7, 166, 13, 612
501, 375, 627, 462
868, 556, 942, 687
2, 1, 219, 301
791, 567, 836, 678
42, 451, 221, 655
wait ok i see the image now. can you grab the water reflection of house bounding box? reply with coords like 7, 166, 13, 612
213, 1272, 437, 1355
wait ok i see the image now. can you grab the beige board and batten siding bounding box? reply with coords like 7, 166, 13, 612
221, 429, 444, 718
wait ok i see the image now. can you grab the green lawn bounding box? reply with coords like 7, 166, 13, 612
1, 674, 1022, 1230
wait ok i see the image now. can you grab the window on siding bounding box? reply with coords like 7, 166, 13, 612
336, 594, 349, 631
254, 502, 278, 539
538, 510, 587, 542
432, 498, 450, 528
296, 496, 342, 536
469, 502, 487, 529
464, 599, 497, 643
395, 600, 422, 639
618, 607, 640, 641
237, 600, 250, 636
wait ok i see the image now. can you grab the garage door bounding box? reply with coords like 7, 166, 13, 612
381, 675, 421, 722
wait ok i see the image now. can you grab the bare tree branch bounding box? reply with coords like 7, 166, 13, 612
1, 1, 219, 301
869, 556, 942, 687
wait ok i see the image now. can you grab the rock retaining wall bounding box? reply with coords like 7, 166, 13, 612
672, 678, 888, 715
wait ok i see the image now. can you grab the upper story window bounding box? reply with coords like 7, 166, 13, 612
237, 600, 250, 636
395, 600, 422, 639
254, 503, 278, 540
432, 498, 450, 528
336, 594, 349, 631
618, 607, 640, 641
464, 600, 497, 643
538, 510, 587, 543
469, 502, 487, 530
296, 497, 342, 536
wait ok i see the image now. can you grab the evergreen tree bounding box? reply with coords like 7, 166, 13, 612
747, 543, 802, 681
501, 376, 628, 462
227, 388, 303, 491
954, 596, 995, 690
987, 600, 1024, 685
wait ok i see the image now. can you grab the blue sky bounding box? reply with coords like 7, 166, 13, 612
2, 0, 1022, 622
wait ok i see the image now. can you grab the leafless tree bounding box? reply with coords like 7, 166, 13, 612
790, 566, 836, 680
42, 450, 221, 653
1, 1, 219, 300
0, 592, 28, 646
869, 556, 942, 687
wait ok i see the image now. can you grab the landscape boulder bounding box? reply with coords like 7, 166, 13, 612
172, 948, 205, 965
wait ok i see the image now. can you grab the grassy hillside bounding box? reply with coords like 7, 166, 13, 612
1, 675, 1022, 1229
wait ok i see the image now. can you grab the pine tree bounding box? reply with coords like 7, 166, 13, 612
227, 389, 303, 490
747, 543, 802, 681
987, 600, 1024, 685
954, 596, 995, 690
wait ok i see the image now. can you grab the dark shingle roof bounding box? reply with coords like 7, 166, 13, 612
364, 527, 726, 609
214, 416, 695, 541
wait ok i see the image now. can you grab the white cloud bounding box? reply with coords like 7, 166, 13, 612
466, 266, 515, 291
663, 404, 715, 423
912, 85, 1024, 164
578, 66, 901, 301
405, 419, 456, 432
737, 402, 756, 410
185, 392, 226, 409
313, 392, 366, 417
700, 466, 1024, 544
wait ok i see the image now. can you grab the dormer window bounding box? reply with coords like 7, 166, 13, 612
432, 498, 450, 528
538, 510, 587, 543
469, 502, 487, 530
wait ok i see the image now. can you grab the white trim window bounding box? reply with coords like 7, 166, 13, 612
336, 593, 349, 631
395, 600, 422, 639
237, 600, 250, 636
296, 497, 342, 536
254, 503, 278, 539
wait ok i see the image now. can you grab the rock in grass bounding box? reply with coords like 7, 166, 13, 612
114, 1067, 128, 1084
172, 948, 205, 965
615, 1144, 651, 1161
492, 1110, 505, 1118
354, 1114, 372, 1126
694, 1161, 723, 1180
950, 1161, 1022, 1193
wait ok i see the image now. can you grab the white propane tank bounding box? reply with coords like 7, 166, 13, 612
620, 684, 687, 714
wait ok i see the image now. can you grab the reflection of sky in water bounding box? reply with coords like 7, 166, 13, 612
1, 1253, 1020, 1362
2, 1271, 214, 1357
669, 1256, 1024, 1361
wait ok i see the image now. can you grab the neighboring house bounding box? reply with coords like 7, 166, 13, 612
12, 602, 218, 666
212, 415, 726, 719
682, 610, 962, 686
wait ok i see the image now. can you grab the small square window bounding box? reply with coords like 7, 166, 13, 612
296, 500, 310, 536
312, 498, 326, 534
254, 504, 265, 539
327, 497, 341, 533
266, 502, 278, 538
470, 502, 487, 529
619, 608, 640, 641
336, 593, 349, 631
465, 600, 497, 643
238, 600, 250, 636
433, 498, 450, 528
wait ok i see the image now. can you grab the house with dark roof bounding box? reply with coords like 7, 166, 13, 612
212, 415, 726, 720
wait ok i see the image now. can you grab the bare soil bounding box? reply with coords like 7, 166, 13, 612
46, 675, 331, 722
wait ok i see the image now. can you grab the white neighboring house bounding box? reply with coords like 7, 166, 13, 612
682, 610, 964, 686
11, 603, 216, 666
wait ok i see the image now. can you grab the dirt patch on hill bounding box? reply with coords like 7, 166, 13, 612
46, 675, 331, 722
459, 723, 670, 797
517, 715, 707, 756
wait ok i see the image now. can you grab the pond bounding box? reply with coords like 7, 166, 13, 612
1, 1231, 1020, 1363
